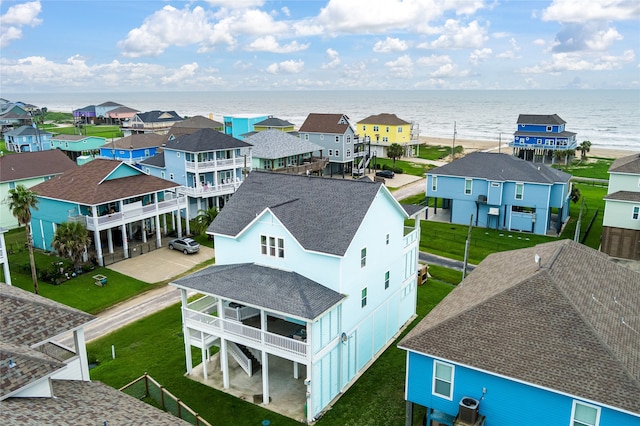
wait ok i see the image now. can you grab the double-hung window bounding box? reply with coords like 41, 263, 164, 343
515, 183, 524, 200
433, 360, 454, 400
432, 176, 438, 192
464, 179, 472, 195
633, 206, 640, 220
261, 235, 284, 258
361, 287, 367, 308
571, 401, 600, 426
384, 271, 390, 289
360, 247, 366, 267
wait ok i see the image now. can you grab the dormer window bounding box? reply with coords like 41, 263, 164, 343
546, 126, 552, 132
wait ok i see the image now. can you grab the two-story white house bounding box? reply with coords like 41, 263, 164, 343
602, 152, 640, 260
170, 171, 424, 423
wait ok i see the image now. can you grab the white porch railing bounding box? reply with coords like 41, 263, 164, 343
227, 341, 253, 376
184, 158, 246, 171
184, 308, 307, 360
403, 228, 418, 248
179, 181, 240, 198
224, 305, 259, 321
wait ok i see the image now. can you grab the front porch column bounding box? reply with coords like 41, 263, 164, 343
261, 351, 269, 405
181, 289, 193, 373
220, 338, 229, 389
185, 206, 191, 235
121, 225, 129, 259
201, 331, 208, 380
141, 219, 147, 243
93, 229, 104, 267
155, 214, 162, 247
74, 328, 90, 381
293, 361, 299, 379
176, 211, 183, 238
107, 228, 114, 253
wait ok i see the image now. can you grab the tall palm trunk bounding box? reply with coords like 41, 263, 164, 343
26, 223, 39, 294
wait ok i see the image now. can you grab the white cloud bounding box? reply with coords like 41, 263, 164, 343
470, 47, 492, 64
550, 22, 624, 53
373, 37, 409, 53
281, 6, 291, 17
495, 38, 520, 59
542, 0, 640, 23
585, 27, 623, 50
385, 55, 414, 79
417, 54, 452, 66
160, 63, 199, 85
533, 38, 546, 46
204, 0, 265, 8
430, 63, 471, 78
246, 35, 309, 53
430, 20, 488, 49
520, 50, 635, 73
322, 48, 341, 69
266, 59, 304, 74
0, 0, 42, 47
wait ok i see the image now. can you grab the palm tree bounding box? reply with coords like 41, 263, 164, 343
51, 222, 91, 273
6, 185, 39, 293
578, 140, 591, 159
387, 143, 404, 166
194, 207, 219, 236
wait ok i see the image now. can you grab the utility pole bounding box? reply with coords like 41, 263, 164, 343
451, 121, 457, 162
462, 214, 473, 279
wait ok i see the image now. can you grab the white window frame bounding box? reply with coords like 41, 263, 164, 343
346, 149, 351, 158
373, 125, 379, 132
398, 127, 403, 133
362, 125, 366, 131
432, 176, 438, 192
335, 150, 340, 157
360, 247, 366, 268
432, 360, 454, 400
169, 173, 174, 180
329, 149, 333, 156
547, 126, 552, 132
464, 179, 472, 195
515, 182, 524, 200
361, 287, 367, 308
632, 206, 640, 220
570, 400, 600, 426
261, 235, 284, 258
335, 136, 340, 143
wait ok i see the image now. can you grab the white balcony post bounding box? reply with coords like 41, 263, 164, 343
201, 331, 208, 380
155, 214, 162, 247
221, 338, 229, 389
261, 350, 269, 404
74, 328, 90, 381
107, 228, 114, 253
181, 289, 193, 373
121, 224, 128, 259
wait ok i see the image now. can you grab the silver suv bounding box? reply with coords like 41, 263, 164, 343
168, 237, 200, 254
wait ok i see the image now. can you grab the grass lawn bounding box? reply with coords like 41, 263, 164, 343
416, 144, 463, 161
3, 228, 159, 314
88, 279, 455, 426
373, 157, 433, 177
554, 156, 614, 180
51, 124, 123, 139
561, 182, 608, 249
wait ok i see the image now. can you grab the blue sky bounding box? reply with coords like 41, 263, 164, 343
1, 0, 638, 92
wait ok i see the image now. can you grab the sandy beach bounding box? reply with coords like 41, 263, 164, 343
421, 136, 635, 160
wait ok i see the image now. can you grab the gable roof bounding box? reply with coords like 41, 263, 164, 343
164, 128, 252, 152
139, 152, 166, 168
106, 106, 140, 115
245, 129, 322, 159
298, 113, 352, 135
97, 101, 122, 107
104, 133, 164, 150
254, 116, 294, 127
609, 152, 640, 174
604, 190, 640, 202
171, 115, 224, 129
3, 125, 52, 137
429, 152, 571, 184
209, 171, 387, 256
399, 240, 640, 414
516, 114, 566, 125
30, 159, 180, 205
172, 263, 345, 320
135, 110, 183, 123
358, 113, 410, 126
0, 150, 77, 182
1, 284, 95, 399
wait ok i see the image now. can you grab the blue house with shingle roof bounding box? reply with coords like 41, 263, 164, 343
122, 110, 184, 136
427, 152, 572, 235
510, 114, 577, 163
399, 240, 640, 426
170, 171, 425, 423
3, 125, 52, 152
140, 128, 252, 216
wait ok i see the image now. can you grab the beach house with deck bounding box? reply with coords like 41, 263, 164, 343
170, 171, 424, 423
510, 114, 577, 163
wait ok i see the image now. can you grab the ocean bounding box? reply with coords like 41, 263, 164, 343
4, 90, 639, 152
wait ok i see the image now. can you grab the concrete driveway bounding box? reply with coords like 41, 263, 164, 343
105, 244, 215, 284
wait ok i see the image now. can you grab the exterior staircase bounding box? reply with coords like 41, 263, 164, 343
227, 341, 261, 376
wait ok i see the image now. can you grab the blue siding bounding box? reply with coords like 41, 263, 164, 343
107, 163, 142, 179
406, 352, 639, 426
31, 198, 79, 250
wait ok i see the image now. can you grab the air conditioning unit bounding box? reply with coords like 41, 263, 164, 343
458, 396, 480, 424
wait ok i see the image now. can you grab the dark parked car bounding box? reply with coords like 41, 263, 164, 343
375, 170, 395, 178
168, 237, 200, 254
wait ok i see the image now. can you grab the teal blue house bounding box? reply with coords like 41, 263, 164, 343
399, 240, 640, 426
427, 152, 572, 235
170, 172, 425, 423
29, 159, 187, 266
3, 125, 52, 152
223, 113, 268, 140
50, 134, 107, 162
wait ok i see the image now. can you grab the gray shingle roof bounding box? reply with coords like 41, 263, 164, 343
1, 379, 191, 425
1, 284, 95, 399
3, 125, 52, 137
358, 113, 410, 126
517, 114, 566, 125
609, 152, 640, 174
135, 110, 183, 123
0, 150, 76, 182
209, 171, 385, 256
245, 129, 321, 159
172, 263, 345, 320
139, 152, 166, 167
164, 128, 252, 153
429, 152, 572, 184
399, 240, 640, 414
170, 115, 224, 129
254, 116, 294, 127
514, 130, 576, 138
604, 190, 640, 202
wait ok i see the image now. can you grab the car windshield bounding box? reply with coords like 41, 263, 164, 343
187, 240, 199, 246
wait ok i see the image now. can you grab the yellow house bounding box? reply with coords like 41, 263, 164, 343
356, 113, 419, 157
253, 116, 295, 133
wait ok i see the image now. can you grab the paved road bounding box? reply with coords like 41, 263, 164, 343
419, 252, 475, 272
